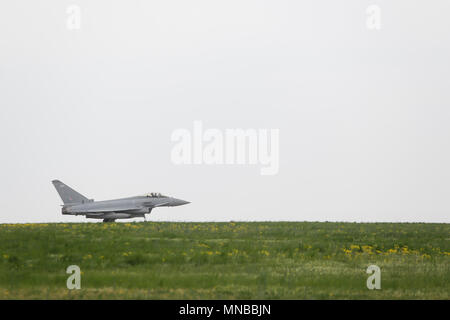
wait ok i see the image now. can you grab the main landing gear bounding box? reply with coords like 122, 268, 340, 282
103, 218, 116, 223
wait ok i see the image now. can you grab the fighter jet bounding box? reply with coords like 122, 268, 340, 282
52, 180, 190, 222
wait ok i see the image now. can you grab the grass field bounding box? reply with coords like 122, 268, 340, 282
0, 221, 448, 299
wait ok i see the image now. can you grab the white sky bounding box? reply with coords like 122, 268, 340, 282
0, 1, 449, 223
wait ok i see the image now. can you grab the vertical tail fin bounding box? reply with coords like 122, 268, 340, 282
52, 180, 89, 204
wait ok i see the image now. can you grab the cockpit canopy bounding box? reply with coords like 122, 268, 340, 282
144, 192, 167, 198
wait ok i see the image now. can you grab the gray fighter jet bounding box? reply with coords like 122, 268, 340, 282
52, 180, 190, 222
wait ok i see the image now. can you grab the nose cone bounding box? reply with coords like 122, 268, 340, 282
170, 198, 190, 207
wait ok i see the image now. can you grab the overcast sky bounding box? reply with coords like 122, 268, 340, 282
1, 1, 449, 223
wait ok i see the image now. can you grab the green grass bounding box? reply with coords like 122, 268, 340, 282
0, 222, 448, 299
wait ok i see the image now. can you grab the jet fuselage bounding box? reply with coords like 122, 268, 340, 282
52, 180, 189, 222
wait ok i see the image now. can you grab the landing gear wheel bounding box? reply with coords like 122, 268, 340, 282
103, 218, 116, 223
